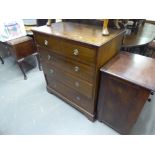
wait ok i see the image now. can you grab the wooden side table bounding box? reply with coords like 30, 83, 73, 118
97, 52, 155, 134
1, 36, 42, 79
122, 23, 155, 55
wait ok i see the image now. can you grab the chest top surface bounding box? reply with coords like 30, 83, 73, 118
32, 22, 124, 47
101, 52, 155, 91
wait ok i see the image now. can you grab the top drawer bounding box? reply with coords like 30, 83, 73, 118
34, 32, 96, 65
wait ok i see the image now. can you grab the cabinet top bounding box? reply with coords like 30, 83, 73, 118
32, 22, 124, 47
101, 52, 155, 91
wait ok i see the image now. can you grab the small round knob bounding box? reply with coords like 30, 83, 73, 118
44, 40, 48, 46
75, 81, 79, 87
50, 69, 54, 74
53, 84, 57, 88
74, 66, 80, 72
76, 96, 80, 101
73, 49, 79, 56
47, 55, 51, 60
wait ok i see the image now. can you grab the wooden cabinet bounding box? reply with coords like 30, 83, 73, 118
32, 22, 124, 121
97, 52, 155, 134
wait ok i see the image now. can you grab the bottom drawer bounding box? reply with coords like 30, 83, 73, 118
45, 74, 95, 115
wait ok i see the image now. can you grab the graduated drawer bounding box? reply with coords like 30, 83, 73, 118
43, 64, 94, 99
35, 33, 96, 65
45, 74, 94, 114
38, 47, 95, 83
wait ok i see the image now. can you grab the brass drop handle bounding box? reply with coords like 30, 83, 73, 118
73, 49, 79, 56
74, 66, 80, 72
44, 40, 48, 46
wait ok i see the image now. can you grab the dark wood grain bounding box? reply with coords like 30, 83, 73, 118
32, 22, 124, 47
101, 52, 155, 91
38, 46, 95, 83
97, 51, 155, 134
34, 33, 97, 65
45, 74, 95, 120
97, 73, 150, 134
43, 64, 94, 99
7, 36, 37, 60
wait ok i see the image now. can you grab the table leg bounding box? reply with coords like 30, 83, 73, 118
139, 45, 147, 56
17, 60, 27, 80
32, 52, 42, 71
35, 53, 42, 71
126, 47, 132, 52
0, 56, 4, 64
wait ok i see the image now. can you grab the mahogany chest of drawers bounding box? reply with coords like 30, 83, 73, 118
32, 22, 124, 121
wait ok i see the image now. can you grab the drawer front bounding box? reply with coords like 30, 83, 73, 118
45, 74, 94, 114
38, 47, 95, 83
14, 39, 36, 59
35, 33, 96, 65
35, 33, 60, 53
43, 64, 94, 99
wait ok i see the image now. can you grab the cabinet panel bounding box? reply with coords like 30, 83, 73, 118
97, 72, 150, 134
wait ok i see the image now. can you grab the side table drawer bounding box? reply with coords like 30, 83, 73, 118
13, 39, 36, 59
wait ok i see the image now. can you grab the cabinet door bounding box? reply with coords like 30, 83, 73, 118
97, 73, 150, 134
